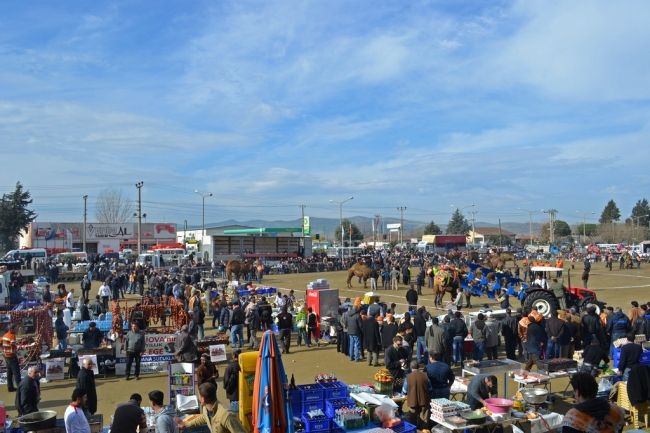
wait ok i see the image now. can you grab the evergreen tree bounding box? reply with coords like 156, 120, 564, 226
629, 198, 650, 227
423, 220, 442, 235
0, 182, 37, 251
540, 220, 571, 241
334, 219, 364, 245
599, 199, 621, 224
446, 209, 471, 234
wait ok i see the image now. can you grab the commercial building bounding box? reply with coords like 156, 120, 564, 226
20, 222, 177, 254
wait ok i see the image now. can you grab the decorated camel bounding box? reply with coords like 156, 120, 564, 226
225, 259, 252, 281
347, 263, 372, 288
433, 266, 460, 307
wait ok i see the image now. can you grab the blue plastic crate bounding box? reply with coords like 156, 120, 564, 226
302, 400, 324, 412
389, 420, 416, 433
289, 388, 302, 414
319, 381, 348, 399
301, 414, 331, 432
325, 398, 356, 418
298, 384, 324, 403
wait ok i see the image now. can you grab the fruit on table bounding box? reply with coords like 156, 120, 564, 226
374, 369, 393, 383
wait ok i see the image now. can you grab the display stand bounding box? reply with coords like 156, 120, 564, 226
168, 362, 195, 408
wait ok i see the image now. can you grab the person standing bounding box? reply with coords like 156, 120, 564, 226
484, 313, 500, 360
306, 307, 319, 347
223, 349, 241, 412
276, 306, 293, 354
500, 308, 518, 360
405, 285, 419, 312
362, 314, 382, 367
425, 351, 455, 399
98, 282, 111, 312
295, 306, 308, 347
425, 317, 446, 358
16, 366, 41, 415
196, 353, 219, 388
66, 287, 76, 313
524, 315, 547, 371
413, 306, 428, 364
470, 313, 488, 361
64, 388, 91, 433
175, 325, 198, 363
2, 324, 21, 392
124, 322, 145, 380
229, 303, 245, 349
390, 266, 399, 291
76, 357, 97, 415
449, 311, 468, 367
80, 275, 91, 302
180, 383, 247, 433
346, 305, 362, 361
148, 390, 180, 433
404, 361, 431, 431
545, 311, 567, 359
111, 394, 148, 433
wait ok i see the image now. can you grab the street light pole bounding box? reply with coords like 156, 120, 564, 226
576, 211, 596, 246
135, 181, 144, 254
194, 190, 213, 257
82, 195, 88, 253
330, 197, 353, 259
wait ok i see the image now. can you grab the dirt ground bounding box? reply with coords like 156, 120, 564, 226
2, 261, 649, 428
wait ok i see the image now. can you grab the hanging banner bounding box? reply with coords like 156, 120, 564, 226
209, 344, 227, 363
303, 216, 311, 236
45, 358, 65, 381
114, 333, 177, 375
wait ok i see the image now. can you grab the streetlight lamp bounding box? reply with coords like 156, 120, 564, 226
135, 181, 144, 254
518, 208, 538, 249
194, 190, 213, 256
82, 195, 88, 253
631, 214, 650, 243
576, 211, 596, 246
330, 197, 354, 258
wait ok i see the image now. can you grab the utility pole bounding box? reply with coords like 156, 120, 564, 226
469, 207, 478, 245
397, 206, 406, 245
300, 204, 306, 237
544, 209, 558, 245
135, 181, 144, 254
498, 218, 503, 248
82, 195, 88, 253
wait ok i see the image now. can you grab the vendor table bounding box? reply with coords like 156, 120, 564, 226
433, 412, 563, 433
462, 359, 522, 397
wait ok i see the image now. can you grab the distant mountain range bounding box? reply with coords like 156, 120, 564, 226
202, 216, 542, 239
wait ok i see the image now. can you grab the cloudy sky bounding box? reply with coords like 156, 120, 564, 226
1, 0, 649, 227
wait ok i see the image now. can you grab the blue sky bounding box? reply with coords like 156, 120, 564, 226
1, 0, 649, 228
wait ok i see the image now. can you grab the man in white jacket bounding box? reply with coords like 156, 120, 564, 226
64, 388, 91, 433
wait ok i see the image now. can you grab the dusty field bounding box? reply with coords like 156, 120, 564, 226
2, 262, 649, 427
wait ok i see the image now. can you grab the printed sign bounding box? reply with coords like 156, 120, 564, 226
209, 344, 227, 363
46, 358, 65, 381
114, 333, 177, 375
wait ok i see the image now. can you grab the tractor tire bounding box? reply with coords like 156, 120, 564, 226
523, 290, 560, 318
577, 297, 603, 315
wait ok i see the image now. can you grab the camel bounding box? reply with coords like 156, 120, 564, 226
433, 267, 459, 307
347, 263, 372, 288
225, 259, 252, 281
484, 252, 516, 270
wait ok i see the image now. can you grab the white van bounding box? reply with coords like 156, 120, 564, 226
2, 248, 47, 261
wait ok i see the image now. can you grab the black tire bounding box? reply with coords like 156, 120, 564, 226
577, 297, 603, 315
523, 290, 560, 318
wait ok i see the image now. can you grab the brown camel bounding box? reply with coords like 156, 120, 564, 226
346, 263, 372, 288
484, 253, 516, 270
225, 259, 252, 281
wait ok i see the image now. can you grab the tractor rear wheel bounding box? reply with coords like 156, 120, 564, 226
523, 290, 560, 318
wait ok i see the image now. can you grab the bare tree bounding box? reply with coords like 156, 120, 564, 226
95, 189, 133, 224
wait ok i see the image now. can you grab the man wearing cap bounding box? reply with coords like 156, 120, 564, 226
82, 322, 103, 350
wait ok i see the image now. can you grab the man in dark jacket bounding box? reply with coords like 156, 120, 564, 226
175, 325, 198, 362
413, 307, 428, 365
581, 306, 605, 348
606, 308, 631, 349
346, 306, 363, 362
76, 357, 97, 414
223, 349, 241, 411
385, 335, 406, 380
82, 322, 103, 349
405, 285, 418, 312
16, 366, 40, 415
545, 311, 566, 359
449, 311, 468, 366
124, 322, 145, 380
465, 374, 497, 410
425, 351, 454, 399
276, 307, 293, 354
381, 314, 398, 358
362, 314, 382, 366
500, 308, 519, 360
618, 334, 643, 380
525, 316, 547, 371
